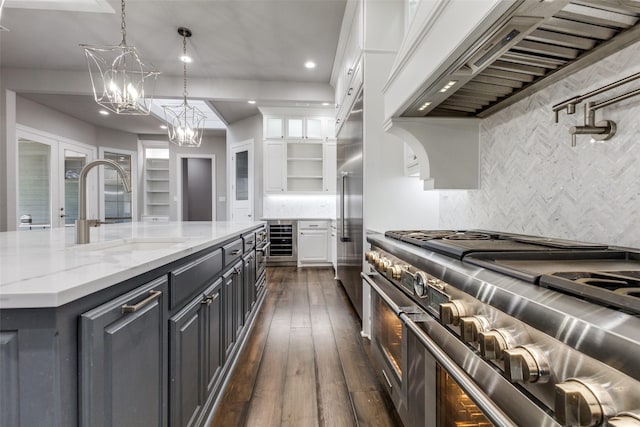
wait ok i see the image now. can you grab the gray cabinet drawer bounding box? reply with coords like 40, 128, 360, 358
223, 239, 244, 267
170, 249, 222, 309
243, 232, 256, 253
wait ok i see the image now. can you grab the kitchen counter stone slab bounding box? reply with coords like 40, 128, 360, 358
0, 221, 264, 309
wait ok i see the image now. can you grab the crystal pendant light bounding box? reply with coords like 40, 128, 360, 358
163, 27, 205, 147
80, 0, 159, 115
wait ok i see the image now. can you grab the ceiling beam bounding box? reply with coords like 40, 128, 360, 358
1, 68, 335, 104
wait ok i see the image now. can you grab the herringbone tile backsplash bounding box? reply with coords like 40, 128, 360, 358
439, 41, 640, 247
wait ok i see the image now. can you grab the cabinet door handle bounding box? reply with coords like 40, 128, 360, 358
347, 88, 353, 96
201, 292, 220, 305
232, 249, 241, 255
121, 290, 162, 314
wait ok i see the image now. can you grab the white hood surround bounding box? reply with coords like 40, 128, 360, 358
438, 40, 640, 247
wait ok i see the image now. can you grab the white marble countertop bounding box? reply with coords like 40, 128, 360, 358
0, 221, 264, 309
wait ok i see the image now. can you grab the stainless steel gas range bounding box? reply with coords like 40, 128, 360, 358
364, 230, 640, 427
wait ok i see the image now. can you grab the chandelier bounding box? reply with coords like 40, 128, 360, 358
80, 0, 159, 115
163, 27, 205, 147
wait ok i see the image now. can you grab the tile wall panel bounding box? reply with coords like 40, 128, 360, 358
439, 41, 640, 247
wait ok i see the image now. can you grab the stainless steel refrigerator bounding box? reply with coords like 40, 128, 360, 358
336, 89, 363, 320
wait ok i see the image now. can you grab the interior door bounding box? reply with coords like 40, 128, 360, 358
180, 156, 214, 221
230, 141, 253, 221
58, 142, 95, 227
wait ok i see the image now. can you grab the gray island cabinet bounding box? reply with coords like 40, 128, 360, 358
0, 222, 266, 427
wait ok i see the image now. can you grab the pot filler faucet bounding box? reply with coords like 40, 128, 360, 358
76, 159, 131, 244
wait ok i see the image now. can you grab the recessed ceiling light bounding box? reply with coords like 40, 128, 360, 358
99, 110, 109, 116
160, 125, 168, 129
304, 61, 316, 69
248, 100, 256, 104
180, 55, 192, 63
322, 102, 330, 106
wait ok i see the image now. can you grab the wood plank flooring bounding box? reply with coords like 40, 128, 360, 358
210, 267, 403, 427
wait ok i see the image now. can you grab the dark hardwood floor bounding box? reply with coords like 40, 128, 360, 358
210, 267, 403, 427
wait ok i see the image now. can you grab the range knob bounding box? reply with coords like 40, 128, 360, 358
413, 271, 430, 297
608, 411, 640, 427
376, 257, 392, 272
479, 329, 514, 361
503, 346, 550, 384
439, 300, 467, 326
460, 316, 490, 343
365, 251, 380, 264
386, 264, 405, 280
555, 379, 609, 427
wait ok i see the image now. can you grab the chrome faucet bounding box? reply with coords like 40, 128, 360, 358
76, 159, 131, 244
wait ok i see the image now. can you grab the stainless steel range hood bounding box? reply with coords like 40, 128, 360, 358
404, 0, 640, 118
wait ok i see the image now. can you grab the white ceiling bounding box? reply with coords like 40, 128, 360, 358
0, 0, 346, 134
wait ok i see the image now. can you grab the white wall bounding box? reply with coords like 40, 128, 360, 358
16, 96, 97, 145
363, 52, 439, 234
360, 0, 440, 234
439, 40, 640, 247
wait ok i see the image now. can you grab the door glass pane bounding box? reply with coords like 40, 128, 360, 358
64, 149, 88, 225
104, 152, 132, 222
235, 150, 248, 201
18, 139, 51, 227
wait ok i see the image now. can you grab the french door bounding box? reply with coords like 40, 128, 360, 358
17, 126, 96, 229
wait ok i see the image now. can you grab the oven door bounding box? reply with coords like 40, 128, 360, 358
363, 273, 558, 427
368, 272, 413, 422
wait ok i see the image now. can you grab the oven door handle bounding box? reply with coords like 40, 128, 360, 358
361, 272, 402, 315
400, 312, 517, 427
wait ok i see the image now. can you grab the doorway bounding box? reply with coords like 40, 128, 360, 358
230, 140, 253, 221
177, 154, 216, 221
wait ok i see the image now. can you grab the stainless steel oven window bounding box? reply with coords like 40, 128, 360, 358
373, 293, 403, 381
436, 365, 494, 427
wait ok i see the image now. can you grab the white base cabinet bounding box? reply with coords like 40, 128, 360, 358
297, 220, 330, 266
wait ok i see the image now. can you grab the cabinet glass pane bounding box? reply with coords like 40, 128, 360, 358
306, 119, 323, 139
287, 118, 303, 138
235, 150, 249, 201
266, 118, 283, 138
104, 152, 132, 222
64, 149, 88, 225
18, 139, 51, 227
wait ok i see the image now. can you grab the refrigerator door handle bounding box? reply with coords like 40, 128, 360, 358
340, 171, 350, 242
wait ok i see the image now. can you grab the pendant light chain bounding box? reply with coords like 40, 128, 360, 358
120, 0, 127, 45
183, 33, 188, 102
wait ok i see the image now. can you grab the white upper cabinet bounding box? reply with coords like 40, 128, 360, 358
263, 141, 286, 192
323, 142, 337, 194
285, 117, 328, 141
264, 116, 285, 140
305, 118, 324, 140
332, 0, 362, 135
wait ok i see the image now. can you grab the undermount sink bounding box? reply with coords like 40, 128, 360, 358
70, 237, 188, 252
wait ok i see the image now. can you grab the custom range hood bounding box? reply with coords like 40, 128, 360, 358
404, 0, 640, 118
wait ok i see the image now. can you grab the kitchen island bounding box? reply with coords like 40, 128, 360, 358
0, 221, 266, 427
